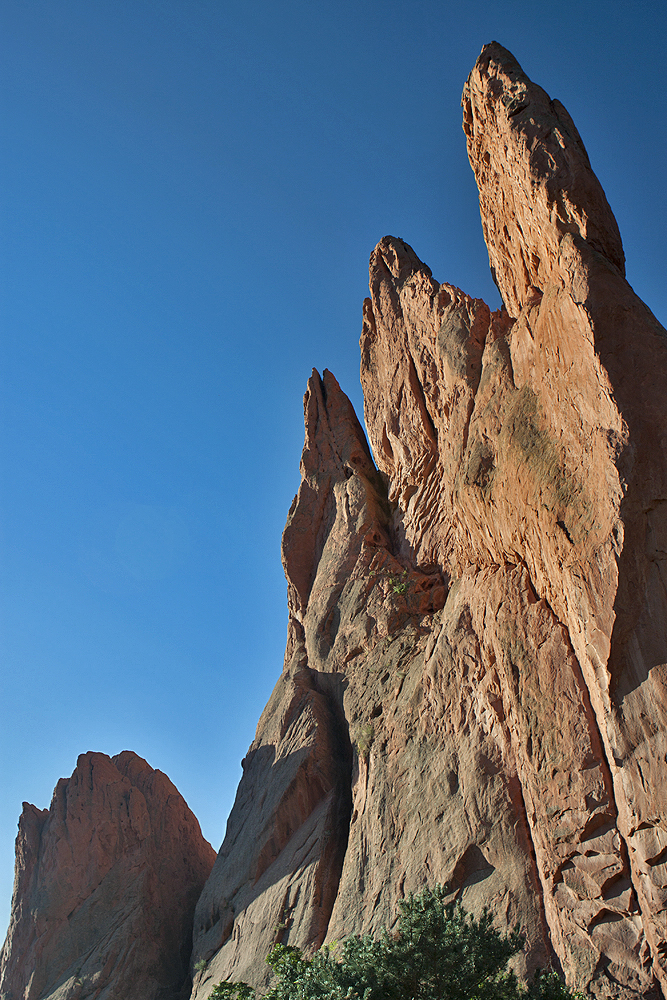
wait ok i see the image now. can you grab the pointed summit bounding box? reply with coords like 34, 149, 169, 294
463, 41, 625, 317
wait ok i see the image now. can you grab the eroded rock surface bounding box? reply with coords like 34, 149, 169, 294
190, 42, 667, 1000
190, 370, 375, 994
0, 751, 215, 1000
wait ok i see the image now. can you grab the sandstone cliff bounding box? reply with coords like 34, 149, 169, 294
2, 41, 666, 1000
190, 43, 667, 1000
0, 751, 215, 1000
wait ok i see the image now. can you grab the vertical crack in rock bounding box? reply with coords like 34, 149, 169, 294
503, 565, 648, 996
509, 743, 564, 978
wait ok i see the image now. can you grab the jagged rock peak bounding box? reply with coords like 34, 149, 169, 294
0, 751, 216, 1000
190, 368, 448, 999
282, 367, 388, 619
463, 41, 625, 318
189, 44, 667, 1000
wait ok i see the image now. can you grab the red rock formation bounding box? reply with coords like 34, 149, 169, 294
190, 43, 667, 1000
3, 41, 662, 1000
190, 370, 372, 993
0, 751, 215, 1000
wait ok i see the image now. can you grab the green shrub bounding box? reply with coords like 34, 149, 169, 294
208, 885, 581, 999
387, 569, 408, 594
369, 566, 408, 594
355, 722, 374, 761
209, 984, 254, 1000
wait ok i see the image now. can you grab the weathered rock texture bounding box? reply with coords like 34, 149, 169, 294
190, 43, 667, 1000
0, 751, 215, 1000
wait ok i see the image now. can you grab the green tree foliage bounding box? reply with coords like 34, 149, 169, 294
209, 885, 581, 1000
209, 983, 255, 1000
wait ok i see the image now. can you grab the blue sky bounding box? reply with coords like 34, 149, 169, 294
1, 0, 665, 933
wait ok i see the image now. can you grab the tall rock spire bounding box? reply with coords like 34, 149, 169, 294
191, 44, 667, 999
190, 369, 388, 992
462, 41, 625, 318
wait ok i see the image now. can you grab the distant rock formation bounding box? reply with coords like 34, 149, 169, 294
190, 42, 667, 1000
0, 751, 215, 1000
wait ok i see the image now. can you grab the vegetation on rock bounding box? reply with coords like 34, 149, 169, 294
208, 886, 581, 1000
354, 722, 375, 761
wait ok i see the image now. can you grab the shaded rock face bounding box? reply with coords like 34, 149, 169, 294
190, 43, 667, 1000
0, 751, 215, 1000
190, 370, 376, 994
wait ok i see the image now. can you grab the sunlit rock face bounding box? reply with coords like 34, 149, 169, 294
189, 42, 667, 1000
0, 751, 215, 1000
3, 41, 664, 1000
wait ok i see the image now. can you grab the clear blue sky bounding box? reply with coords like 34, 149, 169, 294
1, 0, 665, 933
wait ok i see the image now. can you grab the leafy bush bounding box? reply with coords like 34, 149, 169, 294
208, 885, 581, 999
210, 984, 255, 1000
387, 570, 408, 594
354, 722, 374, 761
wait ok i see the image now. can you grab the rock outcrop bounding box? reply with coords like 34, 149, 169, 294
2, 41, 665, 1000
0, 751, 215, 1000
190, 42, 667, 1000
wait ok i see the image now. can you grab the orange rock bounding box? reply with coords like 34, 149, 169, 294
191, 44, 667, 1000
358, 42, 667, 997
462, 41, 625, 321
0, 751, 215, 1000
190, 370, 384, 993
